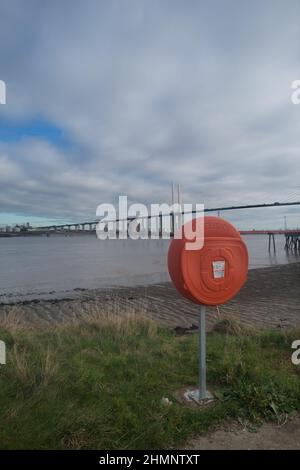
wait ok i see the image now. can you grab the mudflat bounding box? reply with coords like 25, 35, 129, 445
0, 263, 299, 331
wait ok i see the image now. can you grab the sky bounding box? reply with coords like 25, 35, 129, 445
0, 0, 300, 229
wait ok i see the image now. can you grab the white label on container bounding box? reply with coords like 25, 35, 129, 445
212, 260, 225, 279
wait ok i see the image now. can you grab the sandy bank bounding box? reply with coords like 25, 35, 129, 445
0, 263, 299, 330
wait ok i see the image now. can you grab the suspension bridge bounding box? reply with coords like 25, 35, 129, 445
26, 200, 299, 232
1, 200, 298, 249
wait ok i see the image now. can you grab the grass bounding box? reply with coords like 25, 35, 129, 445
0, 311, 299, 449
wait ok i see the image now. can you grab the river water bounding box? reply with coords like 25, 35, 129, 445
0, 234, 299, 303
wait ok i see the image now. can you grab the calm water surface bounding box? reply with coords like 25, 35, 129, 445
0, 234, 299, 302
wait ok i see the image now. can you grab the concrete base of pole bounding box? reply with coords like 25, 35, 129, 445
184, 388, 215, 405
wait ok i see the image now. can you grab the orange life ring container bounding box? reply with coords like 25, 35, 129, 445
168, 216, 248, 305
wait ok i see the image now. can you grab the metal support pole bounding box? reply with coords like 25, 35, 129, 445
199, 304, 206, 400
185, 304, 213, 404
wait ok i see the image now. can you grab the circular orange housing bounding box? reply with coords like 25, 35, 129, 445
168, 216, 248, 306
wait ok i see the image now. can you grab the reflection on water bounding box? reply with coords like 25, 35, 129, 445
0, 234, 299, 302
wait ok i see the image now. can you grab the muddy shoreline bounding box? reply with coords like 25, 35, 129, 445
0, 263, 299, 330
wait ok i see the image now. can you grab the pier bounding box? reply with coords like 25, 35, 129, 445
240, 230, 300, 253
284, 231, 300, 250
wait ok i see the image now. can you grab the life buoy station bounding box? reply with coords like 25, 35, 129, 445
168, 216, 249, 403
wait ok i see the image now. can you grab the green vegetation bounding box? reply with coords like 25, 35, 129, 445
0, 313, 299, 449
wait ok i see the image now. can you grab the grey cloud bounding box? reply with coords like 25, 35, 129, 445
0, 0, 300, 227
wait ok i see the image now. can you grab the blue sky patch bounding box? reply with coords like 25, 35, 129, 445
0, 117, 70, 148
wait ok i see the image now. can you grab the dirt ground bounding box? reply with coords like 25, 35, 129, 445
185, 413, 300, 450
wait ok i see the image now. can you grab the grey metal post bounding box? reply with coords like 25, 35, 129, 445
199, 304, 206, 400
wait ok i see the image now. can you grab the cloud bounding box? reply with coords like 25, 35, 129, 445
0, 0, 300, 227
